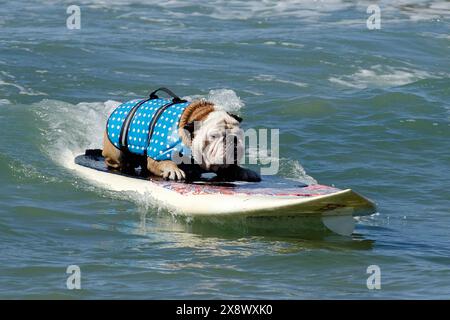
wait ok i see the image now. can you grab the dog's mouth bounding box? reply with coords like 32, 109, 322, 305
201, 134, 242, 170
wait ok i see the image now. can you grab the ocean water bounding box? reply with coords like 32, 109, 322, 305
0, 0, 449, 299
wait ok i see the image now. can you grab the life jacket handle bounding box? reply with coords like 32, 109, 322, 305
149, 87, 186, 104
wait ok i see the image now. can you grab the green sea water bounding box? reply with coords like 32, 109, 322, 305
0, 0, 449, 299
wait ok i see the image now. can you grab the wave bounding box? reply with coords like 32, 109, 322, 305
0, 71, 47, 96
251, 74, 308, 88
247, 147, 317, 184
329, 65, 440, 89
42, 0, 450, 22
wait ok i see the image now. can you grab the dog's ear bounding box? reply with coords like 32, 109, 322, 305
228, 113, 242, 123
183, 121, 195, 135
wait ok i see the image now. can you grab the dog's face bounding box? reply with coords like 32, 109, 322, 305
189, 110, 244, 171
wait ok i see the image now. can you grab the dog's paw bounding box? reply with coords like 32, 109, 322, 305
216, 165, 261, 182
161, 166, 186, 181
238, 167, 261, 182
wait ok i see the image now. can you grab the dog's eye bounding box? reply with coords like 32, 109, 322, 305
209, 133, 220, 140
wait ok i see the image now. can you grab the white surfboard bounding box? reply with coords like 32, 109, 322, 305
70, 150, 377, 235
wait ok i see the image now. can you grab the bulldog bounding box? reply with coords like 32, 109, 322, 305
102, 90, 260, 182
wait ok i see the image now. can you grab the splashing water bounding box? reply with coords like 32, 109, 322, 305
33, 99, 120, 168
184, 89, 245, 114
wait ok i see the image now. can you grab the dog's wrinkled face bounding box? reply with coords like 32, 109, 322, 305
190, 110, 244, 171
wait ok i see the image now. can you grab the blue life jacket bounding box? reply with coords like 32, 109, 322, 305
106, 97, 191, 161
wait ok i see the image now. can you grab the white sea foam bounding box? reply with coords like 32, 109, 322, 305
329, 65, 435, 89
264, 41, 304, 48
184, 89, 245, 114
418, 32, 450, 40
252, 74, 308, 88
287, 160, 318, 185
45, 0, 450, 22
0, 71, 47, 96
34, 99, 120, 168
280, 42, 305, 48
247, 147, 317, 184
401, 0, 450, 21
0, 79, 47, 96
0, 71, 15, 79
242, 90, 264, 96
153, 46, 205, 53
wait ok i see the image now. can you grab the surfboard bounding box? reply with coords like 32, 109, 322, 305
70, 149, 377, 235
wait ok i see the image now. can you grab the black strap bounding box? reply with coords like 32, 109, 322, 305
118, 88, 187, 156
118, 98, 151, 153
144, 101, 180, 156
149, 87, 186, 104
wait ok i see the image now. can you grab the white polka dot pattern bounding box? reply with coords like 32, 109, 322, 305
106, 98, 190, 160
